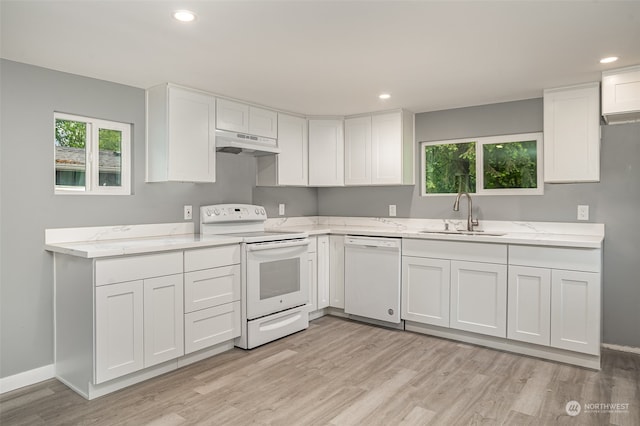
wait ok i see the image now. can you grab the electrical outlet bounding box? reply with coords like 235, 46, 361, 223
577, 205, 589, 221
184, 205, 192, 220
279, 203, 285, 216
389, 204, 397, 217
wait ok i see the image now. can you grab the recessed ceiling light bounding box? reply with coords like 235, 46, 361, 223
173, 10, 196, 22
379, 93, 391, 100
600, 56, 619, 64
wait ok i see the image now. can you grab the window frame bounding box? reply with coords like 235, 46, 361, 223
54, 112, 131, 195
420, 132, 544, 197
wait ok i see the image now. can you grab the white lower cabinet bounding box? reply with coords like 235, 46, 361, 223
143, 274, 184, 367
450, 260, 507, 338
508, 245, 601, 356
183, 246, 241, 355
95, 280, 144, 384
507, 266, 551, 346
401, 256, 450, 327
307, 237, 318, 312
94, 253, 185, 384
317, 235, 330, 309
329, 235, 345, 309
550, 270, 600, 355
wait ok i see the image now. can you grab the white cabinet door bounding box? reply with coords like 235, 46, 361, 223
308, 119, 344, 186
167, 87, 216, 182
371, 112, 403, 185
543, 83, 600, 183
602, 65, 640, 123
344, 116, 372, 185
329, 235, 345, 309
401, 256, 450, 327
147, 84, 216, 183
143, 274, 184, 367
450, 261, 507, 337
317, 235, 330, 309
249, 106, 278, 138
307, 252, 318, 313
550, 269, 600, 355
257, 113, 308, 186
216, 98, 249, 133
507, 266, 551, 346
95, 280, 144, 383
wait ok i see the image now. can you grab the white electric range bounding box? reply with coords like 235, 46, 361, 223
200, 204, 310, 349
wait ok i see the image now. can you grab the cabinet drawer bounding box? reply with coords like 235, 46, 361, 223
95, 252, 183, 286
402, 239, 507, 264
184, 265, 240, 313
509, 245, 601, 273
184, 301, 240, 354
184, 245, 240, 272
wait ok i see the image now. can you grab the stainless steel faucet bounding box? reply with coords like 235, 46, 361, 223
453, 192, 479, 231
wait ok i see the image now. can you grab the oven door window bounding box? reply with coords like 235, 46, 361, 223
260, 258, 300, 299
246, 244, 309, 320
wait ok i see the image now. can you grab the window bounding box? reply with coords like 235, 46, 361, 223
54, 113, 131, 194
421, 132, 543, 196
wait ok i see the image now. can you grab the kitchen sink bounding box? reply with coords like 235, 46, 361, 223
419, 230, 507, 237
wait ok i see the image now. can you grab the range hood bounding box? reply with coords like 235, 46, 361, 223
215, 129, 280, 156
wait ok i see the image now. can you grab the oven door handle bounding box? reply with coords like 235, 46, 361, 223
247, 238, 310, 251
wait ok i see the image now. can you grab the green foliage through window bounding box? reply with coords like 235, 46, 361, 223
421, 133, 542, 196
483, 140, 537, 189
424, 142, 476, 193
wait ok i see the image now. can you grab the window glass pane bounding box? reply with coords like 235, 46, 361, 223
424, 142, 476, 193
55, 119, 86, 187
98, 128, 122, 187
483, 140, 537, 189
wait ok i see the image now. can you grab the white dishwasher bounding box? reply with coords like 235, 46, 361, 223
344, 235, 402, 323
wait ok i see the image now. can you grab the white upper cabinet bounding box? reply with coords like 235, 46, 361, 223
344, 111, 414, 186
308, 119, 344, 186
344, 116, 372, 185
602, 65, 640, 124
216, 98, 278, 138
256, 113, 308, 186
216, 98, 249, 133
543, 82, 600, 183
249, 106, 278, 138
146, 84, 216, 183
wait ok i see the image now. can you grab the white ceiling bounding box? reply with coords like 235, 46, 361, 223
2, 1, 640, 116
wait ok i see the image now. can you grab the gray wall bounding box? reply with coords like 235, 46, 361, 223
319, 99, 640, 348
0, 60, 315, 378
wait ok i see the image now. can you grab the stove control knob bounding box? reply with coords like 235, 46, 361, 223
260, 208, 266, 215
255, 208, 260, 215
213, 208, 220, 216
206, 209, 212, 216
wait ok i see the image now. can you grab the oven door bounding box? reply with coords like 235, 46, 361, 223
245, 239, 309, 320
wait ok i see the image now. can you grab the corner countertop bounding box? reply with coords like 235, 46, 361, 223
45, 217, 605, 259
265, 217, 604, 249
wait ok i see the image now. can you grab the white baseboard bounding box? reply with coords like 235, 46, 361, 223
0, 364, 55, 394
602, 343, 640, 355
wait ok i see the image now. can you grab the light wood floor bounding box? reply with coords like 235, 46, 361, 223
1, 316, 639, 425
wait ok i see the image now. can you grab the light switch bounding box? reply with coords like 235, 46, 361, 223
389, 205, 397, 217
577, 205, 589, 221
279, 203, 285, 216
